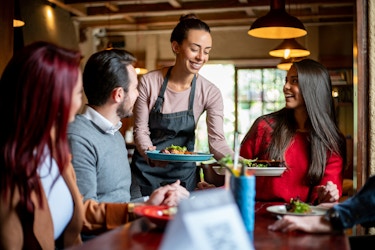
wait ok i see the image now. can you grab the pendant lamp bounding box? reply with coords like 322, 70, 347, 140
248, 0, 306, 39
277, 57, 304, 71
269, 38, 310, 59
14, 0, 25, 27
135, 66, 148, 75
13, 19, 25, 27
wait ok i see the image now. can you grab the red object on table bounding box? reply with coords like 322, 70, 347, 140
67, 202, 350, 250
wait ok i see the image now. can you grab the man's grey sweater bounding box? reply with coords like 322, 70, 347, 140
68, 115, 141, 203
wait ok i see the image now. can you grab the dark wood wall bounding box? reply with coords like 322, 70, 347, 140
0, 0, 14, 75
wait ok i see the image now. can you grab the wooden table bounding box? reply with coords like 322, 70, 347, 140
68, 202, 350, 250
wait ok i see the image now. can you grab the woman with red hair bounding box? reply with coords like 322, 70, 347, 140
0, 41, 84, 249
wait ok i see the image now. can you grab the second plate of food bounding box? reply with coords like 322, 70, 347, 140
266, 205, 328, 216
212, 166, 286, 177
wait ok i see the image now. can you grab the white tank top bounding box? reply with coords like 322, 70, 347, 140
38, 153, 73, 239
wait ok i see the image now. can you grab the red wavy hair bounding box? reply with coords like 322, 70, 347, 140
0, 41, 81, 212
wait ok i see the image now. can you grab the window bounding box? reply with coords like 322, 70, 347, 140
196, 65, 286, 153
237, 68, 286, 141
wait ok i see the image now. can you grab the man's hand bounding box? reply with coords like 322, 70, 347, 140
147, 180, 190, 206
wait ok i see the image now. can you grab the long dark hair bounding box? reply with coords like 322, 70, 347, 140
170, 13, 210, 44
0, 41, 81, 212
268, 59, 345, 186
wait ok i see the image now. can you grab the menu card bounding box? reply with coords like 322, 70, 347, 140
160, 188, 254, 250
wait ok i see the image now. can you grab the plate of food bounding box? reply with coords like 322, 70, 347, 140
215, 156, 286, 176
245, 160, 286, 176
146, 145, 213, 162
248, 160, 285, 168
249, 167, 286, 176
266, 198, 328, 216
212, 165, 286, 177
133, 205, 177, 228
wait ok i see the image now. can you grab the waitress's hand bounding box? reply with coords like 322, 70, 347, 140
146, 146, 169, 167
316, 181, 339, 203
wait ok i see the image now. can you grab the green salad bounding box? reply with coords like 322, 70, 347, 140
286, 198, 312, 214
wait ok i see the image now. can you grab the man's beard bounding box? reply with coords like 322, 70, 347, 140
116, 99, 132, 118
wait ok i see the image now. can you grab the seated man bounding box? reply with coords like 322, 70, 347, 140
68, 49, 189, 235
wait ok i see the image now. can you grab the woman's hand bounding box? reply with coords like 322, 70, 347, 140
146, 146, 169, 167
268, 215, 332, 233
316, 181, 339, 203
146, 180, 190, 206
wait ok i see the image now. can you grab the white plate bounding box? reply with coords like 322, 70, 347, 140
248, 167, 287, 176
266, 205, 328, 216
212, 166, 286, 177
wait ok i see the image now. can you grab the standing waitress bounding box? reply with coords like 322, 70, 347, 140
131, 14, 234, 195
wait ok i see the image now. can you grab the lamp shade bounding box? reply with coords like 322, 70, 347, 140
135, 67, 148, 75
13, 19, 25, 27
134, 60, 148, 75
277, 57, 304, 71
248, 0, 306, 39
14, 0, 25, 27
269, 38, 310, 59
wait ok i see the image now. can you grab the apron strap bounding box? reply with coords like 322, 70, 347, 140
153, 67, 172, 113
188, 74, 196, 111
153, 67, 197, 113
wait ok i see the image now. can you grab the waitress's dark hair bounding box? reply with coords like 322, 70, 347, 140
170, 13, 211, 44
268, 59, 346, 186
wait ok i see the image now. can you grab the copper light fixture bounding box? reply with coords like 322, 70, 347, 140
277, 57, 304, 71
135, 66, 148, 75
269, 38, 310, 59
134, 60, 148, 75
248, 0, 307, 39
14, 0, 24, 27
13, 19, 25, 27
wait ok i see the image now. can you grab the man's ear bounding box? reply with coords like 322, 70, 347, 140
112, 87, 124, 103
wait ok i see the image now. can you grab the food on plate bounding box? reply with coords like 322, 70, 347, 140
286, 197, 312, 214
218, 154, 273, 167
217, 155, 286, 177
218, 154, 256, 166
241, 159, 284, 168
218, 155, 251, 176
159, 144, 196, 155
158, 207, 178, 216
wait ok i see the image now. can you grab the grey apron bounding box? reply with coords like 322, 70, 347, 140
131, 67, 197, 196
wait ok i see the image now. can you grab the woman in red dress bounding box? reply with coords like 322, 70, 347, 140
240, 59, 346, 204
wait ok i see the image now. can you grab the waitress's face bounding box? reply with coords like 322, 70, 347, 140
174, 29, 212, 74
69, 70, 83, 123
283, 65, 305, 110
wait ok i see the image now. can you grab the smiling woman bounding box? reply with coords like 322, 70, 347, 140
240, 59, 346, 205
131, 14, 234, 196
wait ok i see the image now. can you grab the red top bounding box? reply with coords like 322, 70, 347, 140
240, 116, 343, 203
